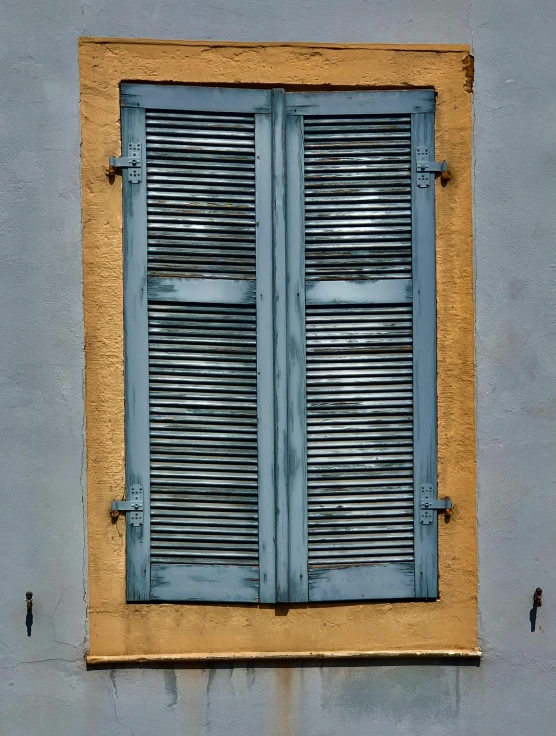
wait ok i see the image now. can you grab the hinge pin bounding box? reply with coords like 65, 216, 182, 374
111, 484, 144, 526
416, 146, 449, 188
419, 484, 452, 524
108, 141, 142, 184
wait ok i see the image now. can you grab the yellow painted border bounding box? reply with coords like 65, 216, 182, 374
80, 39, 477, 659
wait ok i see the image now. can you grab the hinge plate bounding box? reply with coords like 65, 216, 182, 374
108, 141, 142, 183
111, 484, 144, 526
416, 146, 448, 188
419, 484, 452, 524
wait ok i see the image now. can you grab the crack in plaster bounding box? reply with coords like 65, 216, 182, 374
109, 669, 135, 736
80, 361, 88, 656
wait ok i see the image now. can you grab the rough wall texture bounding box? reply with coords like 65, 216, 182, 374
2, 0, 556, 733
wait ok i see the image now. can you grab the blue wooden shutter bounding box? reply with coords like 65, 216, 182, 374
284, 90, 439, 601
121, 85, 276, 602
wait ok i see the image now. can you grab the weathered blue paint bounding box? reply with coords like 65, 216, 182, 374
122, 86, 437, 606
411, 112, 439, 599
148, 276, 257, 304
151, 563, 259, 602
122, 105, 152, 602
272, 88, 290, 604
308, 561, 415, 601
255, 112, 277, 603
296, 96, 427, 601
306, 279, 413, 305
122, 83, 272, 113
285, 114, 309, 601
286, 89, 435, 115
124, 88, 270, 603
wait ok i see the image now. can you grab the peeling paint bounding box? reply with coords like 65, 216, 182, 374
462, 54, 474, 93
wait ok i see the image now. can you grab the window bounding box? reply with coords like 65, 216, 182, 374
120, 84, 440, 604
81, 40, 477, 661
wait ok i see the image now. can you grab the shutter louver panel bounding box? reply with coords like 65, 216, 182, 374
306, 303, 414, 566
302, 111, 417, 601
148, 301, 259, 566
123, 90, 274, 603
122, 86, 437, 605
146, 110, 256, 279
304, 115, 412, 281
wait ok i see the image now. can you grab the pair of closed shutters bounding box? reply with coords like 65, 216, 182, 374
120, 84, 438, 603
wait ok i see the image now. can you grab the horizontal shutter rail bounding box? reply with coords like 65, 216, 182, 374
285, 89, 435, 114
306, 280, 412, 304
122, 84, 272, 113
148, 278, 256, 303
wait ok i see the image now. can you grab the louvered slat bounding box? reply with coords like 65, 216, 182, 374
306, 304, 414, 565
148, 302, 258, 565
304, 112, 415, 578
144, 104, 261, 578
304, 115, 411, 280
146, 110, 256, 279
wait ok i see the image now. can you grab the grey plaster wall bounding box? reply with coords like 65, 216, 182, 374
2, 0, 556, 733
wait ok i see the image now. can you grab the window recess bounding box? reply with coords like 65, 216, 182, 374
112, 84, 446, 603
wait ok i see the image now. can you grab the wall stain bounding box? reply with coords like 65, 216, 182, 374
205, 669, 216, 735
109, 668, 118, 697
275, 667, 294, 736
163, 667, 178, 708
206, 667, 216, 698
246, 666, 256, 690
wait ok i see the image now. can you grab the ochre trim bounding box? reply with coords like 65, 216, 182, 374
80, 39, 476, 660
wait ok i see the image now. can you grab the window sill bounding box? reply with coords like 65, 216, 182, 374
87, 649, 482, 665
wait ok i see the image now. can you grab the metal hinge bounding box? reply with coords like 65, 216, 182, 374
109, 141, 142, 183
111, 484, 144, 526
419, 484, 452, 524
416, 147, 448, 188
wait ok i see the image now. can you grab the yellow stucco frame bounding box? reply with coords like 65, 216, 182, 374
80, 38, 478, 663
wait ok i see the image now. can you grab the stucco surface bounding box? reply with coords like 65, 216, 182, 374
2, 0, 556, 733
